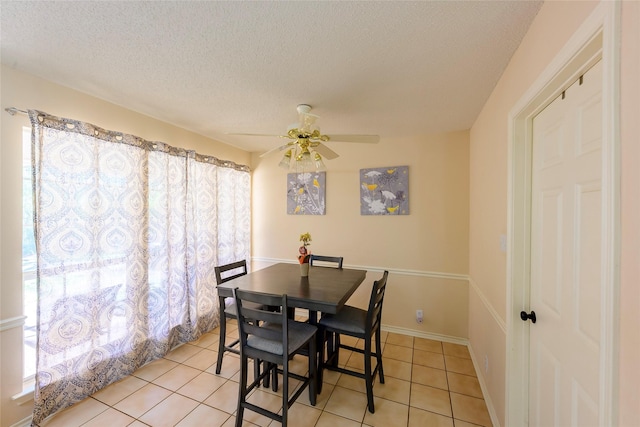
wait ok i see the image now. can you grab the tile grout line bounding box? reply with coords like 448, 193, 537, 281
43, 329, 491, 427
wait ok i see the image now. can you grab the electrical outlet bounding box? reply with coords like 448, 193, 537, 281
416, 309, 423, 324
484, 355, 489, 373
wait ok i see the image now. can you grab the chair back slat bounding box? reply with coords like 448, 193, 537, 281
365, 271, 388, 334
243, 322, 282, 342
309, 255, 344, 269
215, 260, 248, 285
235, 288, 283, 308
241, 306, 283, 326
234, 289, 288, 347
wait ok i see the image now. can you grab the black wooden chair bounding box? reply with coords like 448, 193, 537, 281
303, 254, 345, 391
309, 254, 344, 269
233, 288, 317, 427
214, 260, 252, 374
305, 255, 343, 322
318, 270, 389, 413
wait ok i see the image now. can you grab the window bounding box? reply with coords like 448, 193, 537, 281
22, 126, 36, 381
26, 111, 251, 424
23, 111, 251, 425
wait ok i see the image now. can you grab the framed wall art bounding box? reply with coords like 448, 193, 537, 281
287, 172, 326, 215
360, 165, 409, 215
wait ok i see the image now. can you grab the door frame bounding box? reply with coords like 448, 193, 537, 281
506, 2, 620, 425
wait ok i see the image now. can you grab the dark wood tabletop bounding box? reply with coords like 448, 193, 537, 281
217, 262, 367, 314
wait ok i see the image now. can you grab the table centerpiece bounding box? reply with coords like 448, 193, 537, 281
298, 232, 312, 276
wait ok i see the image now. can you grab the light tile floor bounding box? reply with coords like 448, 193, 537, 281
40, 320, 492, 426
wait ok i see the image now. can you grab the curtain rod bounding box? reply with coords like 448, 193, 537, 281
5, 107, 28, 116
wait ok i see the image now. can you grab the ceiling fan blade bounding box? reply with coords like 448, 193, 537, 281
226, 132, 289, 138
325, 134, 380, 144
259, 142, 294, 158
313, 142, 340, 160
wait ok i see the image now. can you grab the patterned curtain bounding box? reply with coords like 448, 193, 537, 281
28, 111, 251, 425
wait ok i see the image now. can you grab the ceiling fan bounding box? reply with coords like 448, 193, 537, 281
229, 104, 379, 171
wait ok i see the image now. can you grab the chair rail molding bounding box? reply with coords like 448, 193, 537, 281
468, 276, 506, 334
251, 257, 469, 282
0, 315, 27, 332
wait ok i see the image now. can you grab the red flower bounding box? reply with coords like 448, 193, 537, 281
298, 253, 310, 264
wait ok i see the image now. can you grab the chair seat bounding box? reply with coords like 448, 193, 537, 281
247, 320, 317, 355
319, 306, 367, 335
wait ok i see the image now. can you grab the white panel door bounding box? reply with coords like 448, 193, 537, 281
529, 60, 603, 426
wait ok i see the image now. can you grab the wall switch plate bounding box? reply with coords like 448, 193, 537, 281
500, 234, 507, 252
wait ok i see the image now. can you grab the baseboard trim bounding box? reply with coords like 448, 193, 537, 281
468, 344, 501, 427
380, 324, 468, 346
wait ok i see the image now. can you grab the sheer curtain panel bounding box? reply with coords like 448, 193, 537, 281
28, 111, 251, 425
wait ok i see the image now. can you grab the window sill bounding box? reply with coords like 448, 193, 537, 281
12, 381, 34, 406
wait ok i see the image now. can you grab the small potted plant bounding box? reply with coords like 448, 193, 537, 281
299, 232, 312, 276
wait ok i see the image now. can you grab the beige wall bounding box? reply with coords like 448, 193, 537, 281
469, 1, 639, 426
1, 66, 471, 426
619, 1, 640, 425
251, 132, 471, 338
5, 2, 637, 425
0, 66, 251, 426
469, 2, 598, 423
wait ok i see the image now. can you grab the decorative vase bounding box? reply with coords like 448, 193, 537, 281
300, 263, 310, 277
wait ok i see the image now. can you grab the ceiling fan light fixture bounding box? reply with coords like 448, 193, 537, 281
294, 146, 314, 171
278, 149, 293, 169
314, 152, 326, 171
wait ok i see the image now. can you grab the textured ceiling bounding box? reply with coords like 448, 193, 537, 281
1, 1, 542, 153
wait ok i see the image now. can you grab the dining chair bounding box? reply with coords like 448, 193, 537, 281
309, 254, 344, 268
214, 260, 253, 375
306, 254, 345, 390
233, 288, 317, 427
318, 270, 389, 413
305, 254, 343, 324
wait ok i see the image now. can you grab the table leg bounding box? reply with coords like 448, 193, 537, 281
307, 310, 325, 394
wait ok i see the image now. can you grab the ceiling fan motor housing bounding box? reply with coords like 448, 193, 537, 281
296, 104, 312, 114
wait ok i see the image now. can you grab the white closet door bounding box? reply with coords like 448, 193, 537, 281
529, 60, 603, 426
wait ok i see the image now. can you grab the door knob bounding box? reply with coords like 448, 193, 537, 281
520, 310, 536, 323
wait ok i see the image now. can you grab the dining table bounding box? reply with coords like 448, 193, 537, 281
216, 262, 368, 392
216, 262, 367, 314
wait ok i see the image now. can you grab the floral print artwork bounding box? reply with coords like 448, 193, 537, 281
360, 166, 409, 215
287, 172, 326, 215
